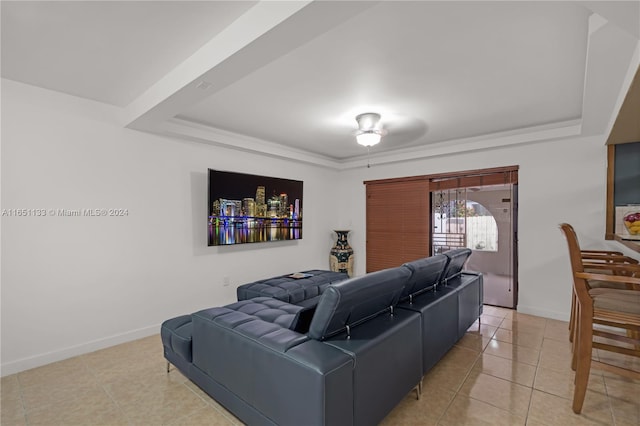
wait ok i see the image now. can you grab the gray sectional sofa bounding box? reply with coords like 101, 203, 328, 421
161, 249, 483, 426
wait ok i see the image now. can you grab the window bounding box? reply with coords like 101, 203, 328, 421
432, 195, 498, 253
465, 201, 498, 252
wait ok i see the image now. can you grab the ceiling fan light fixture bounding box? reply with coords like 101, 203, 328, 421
355, 112, 384, 147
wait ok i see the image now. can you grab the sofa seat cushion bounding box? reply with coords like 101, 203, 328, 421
161, 315, 193, 362
236, 270, 348, 305
223, 297, 306, 330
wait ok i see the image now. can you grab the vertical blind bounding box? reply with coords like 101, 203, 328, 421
364, 166, 518, 273
365, 178, 430, 272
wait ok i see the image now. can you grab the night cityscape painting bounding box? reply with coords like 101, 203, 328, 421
208, 169, 303, 246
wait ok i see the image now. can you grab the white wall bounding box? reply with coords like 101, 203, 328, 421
3, 78, 638, 376
0, 80, 339, 375
334, 136, 639, 322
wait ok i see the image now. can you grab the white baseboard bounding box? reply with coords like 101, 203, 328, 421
516, 304, 570, 322
1, 324, 160, 377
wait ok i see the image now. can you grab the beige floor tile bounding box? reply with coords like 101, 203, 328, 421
466, 323, 498, 339
604, 375, 640, 401
533, 366, 605, 400
499, 317, 547, 334
501, 313, 547, 327
422, 363, 472, 393
438, 393, 526, 426
17, 357, 89, 389
479, 313, 504, 327
528, 389, 614, 426
102, 361, 182, 385
83, 339, 171, 384
604, 375, 640, 426
1, 374, 21, 399
458, 370, 532, 416
512, 312, 548, 325
472, 352, 537, 387
380, 384, 455, 426
544, 319, 571, 342
25, 387, 127, 426
7, 309, 636, 426
0, 413, 28, 426
438, 346, 480, 370
1, 375, 25, 425
1, 374, 22, 402
482, 306, 513, 318
609, 398, 640, 426
484, 339, 540, 366
502, 310, 515, 320
114, 381, 207, 425
493, 327, 544, 349
20, 370, 101, 411
455, 332, 492, 352
168, 405, 237, 425
596, 350, 640, 373
537, 337, 575, 373
103, 372, 190, 406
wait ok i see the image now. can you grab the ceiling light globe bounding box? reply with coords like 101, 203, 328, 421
356, 132, 381, 147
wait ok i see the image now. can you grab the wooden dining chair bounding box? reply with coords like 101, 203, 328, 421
561, 225, 639, 343
559, 223, 640, 414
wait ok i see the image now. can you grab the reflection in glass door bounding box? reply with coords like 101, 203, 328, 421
431, 184, 517, 308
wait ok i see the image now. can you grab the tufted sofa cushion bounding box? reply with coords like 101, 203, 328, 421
308, 267, 411, 341
223, 297, 306, 330
161, 315, 193, 362
442, 248, 472, 281
401, 255, 449, 299
194, 306, 309, 352
236, 270, 348, 305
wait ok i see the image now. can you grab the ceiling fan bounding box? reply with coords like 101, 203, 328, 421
355, 112, 387, 147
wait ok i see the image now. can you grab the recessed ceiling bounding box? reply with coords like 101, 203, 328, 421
1, 1, 257, 106
178, 1, 589, 159
1, 1, 638, 166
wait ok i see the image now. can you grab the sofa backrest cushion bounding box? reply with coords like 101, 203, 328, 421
442, 248, 472, 281
308, 266, 411, 340
401, 255, 449, 299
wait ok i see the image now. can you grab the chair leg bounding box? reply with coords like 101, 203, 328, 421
569, 291, 576, 343
571, 303, 579, 371
573, 309, 593, 414
166, 362, 171, 373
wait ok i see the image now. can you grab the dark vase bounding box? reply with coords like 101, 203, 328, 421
330, 230, 354, 277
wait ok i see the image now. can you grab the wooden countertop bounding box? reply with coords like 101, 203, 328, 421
614, 234, 640, 253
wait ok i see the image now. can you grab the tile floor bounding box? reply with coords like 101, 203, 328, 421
2, 306, 639, 425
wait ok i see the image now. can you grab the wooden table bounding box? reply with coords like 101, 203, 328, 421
614, 234, 640, 254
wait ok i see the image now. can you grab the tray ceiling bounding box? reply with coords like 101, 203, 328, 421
2, 1, 638, 167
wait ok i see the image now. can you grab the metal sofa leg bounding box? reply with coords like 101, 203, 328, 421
166, 362, 171, 373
